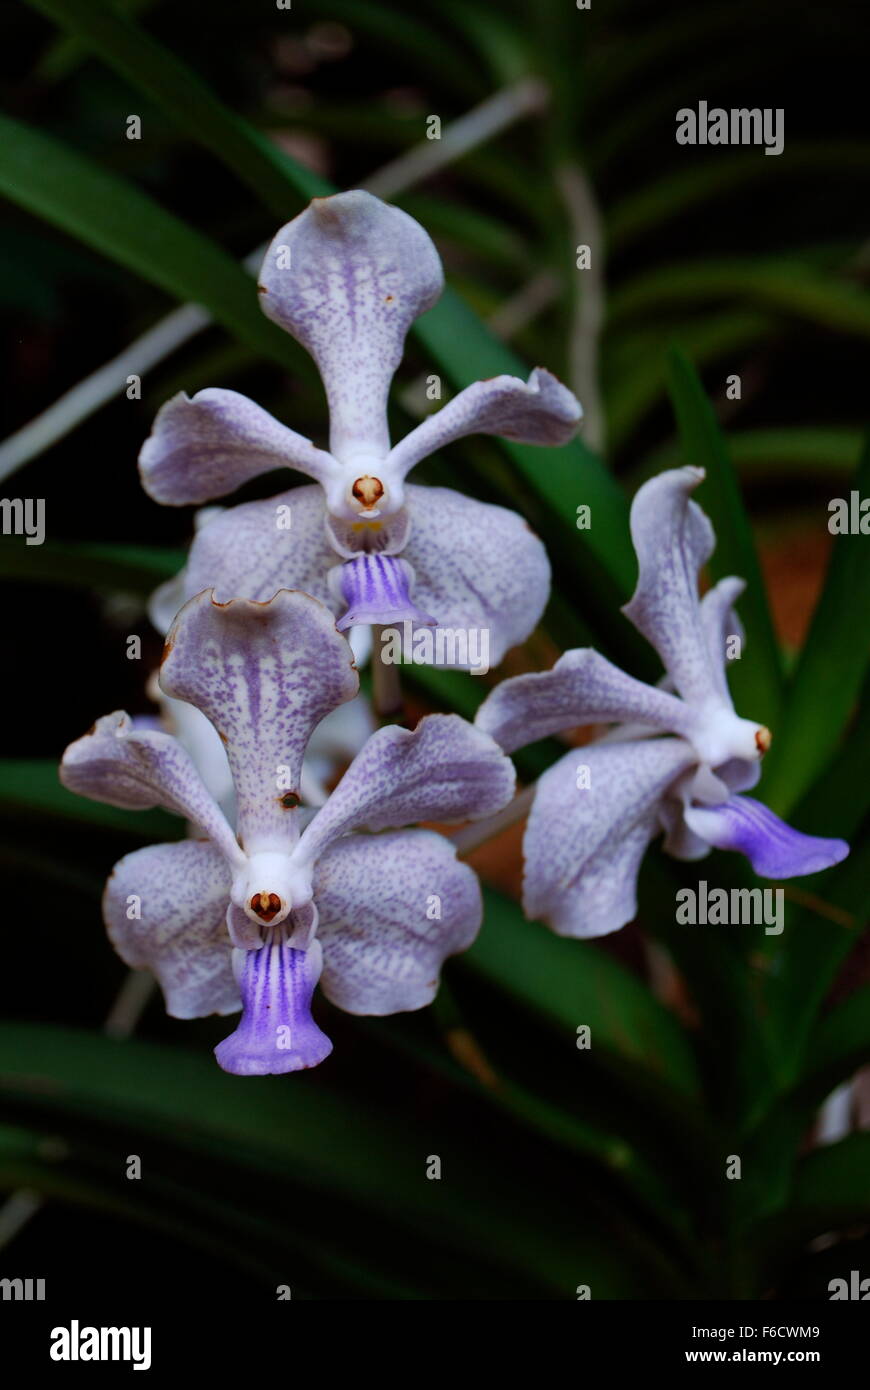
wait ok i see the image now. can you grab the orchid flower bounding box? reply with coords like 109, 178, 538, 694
475, 467, 849, 938
61, 588, 515, 1073
138, 190, 581, 667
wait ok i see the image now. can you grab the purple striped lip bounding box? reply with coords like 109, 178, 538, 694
214, 934, 332, 1076
335, 553, 437, 630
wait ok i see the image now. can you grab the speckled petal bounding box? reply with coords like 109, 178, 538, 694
523, 738, 696, 937
259, 191, 443, 465
315, 829, 481, 1014
402, 486, 551, 667
684, 796, 850, 878
387, 370, 581, 478
104, 840, 238, 1018
622, 467, 721, 706
214, 936, 332, 1075
296, 713, 515, 869
475, 647, 693, 753
139, 388, 340, 505
699, 575, 746, 703
160, 589, 359, 855
60, 711, 241, 867
183, 485, 336, 609
158, 695, 236, 822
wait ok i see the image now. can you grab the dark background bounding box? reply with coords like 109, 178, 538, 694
0, 0, 867, 1305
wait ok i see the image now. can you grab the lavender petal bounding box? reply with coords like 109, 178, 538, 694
104, 840, 238, 1019
160, 589, 358, 856
139, 388, 340, 505
402, 485, 551, 668
523, 738, 696, 937
476, 647, 693, 753
183, 485, 336, 610
296, 714, 515, 870
315, 829, 481, 1014
60, 711, 241, 867
387, 369, 581, 479
622, 467, 722, 706
259, 191, 443, 464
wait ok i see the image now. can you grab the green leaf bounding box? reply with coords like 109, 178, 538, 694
398, 193, 531, 271
634, 426, 861, 488
369, 1015, 707, 1273
791, 1133, 870, 1226
803, 987, 870, 1106
468, 888, 702, 1100
0, 539, 182, 594
321, 0, 481, 97
666, 347, 784, 722
34, 0, 153, 83
642, 852, 784, 1122
0, 760, 179, 839
439, 0, 531, 85
737, 982, 870, 1225
610, 259, 870, 342
606, 311, 773, 452
761, 436, 870, 816
792, 674, 870, 837
25, 0, 327, 214
0, 115, 302, 370
0, 1023, 670, 1296
608, 144, 870, 252
767, 835, 870, 1054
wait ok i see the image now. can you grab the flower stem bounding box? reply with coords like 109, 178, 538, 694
371, 624, 404, 722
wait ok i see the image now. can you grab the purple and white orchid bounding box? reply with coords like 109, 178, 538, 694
61, 588, 515, 1074
138, 190, 581, 667
475, 467, 849, 938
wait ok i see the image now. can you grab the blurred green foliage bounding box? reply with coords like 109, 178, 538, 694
0, 0, 867, 1301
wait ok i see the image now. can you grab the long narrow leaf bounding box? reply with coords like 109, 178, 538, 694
761, 436, 870, 815
25, 0, 328, 214
0, 115, 301, 370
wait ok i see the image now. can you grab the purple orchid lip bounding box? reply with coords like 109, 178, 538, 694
214, 935, 333, 1077
683, 796, 850, 879
332, 553, 436, 631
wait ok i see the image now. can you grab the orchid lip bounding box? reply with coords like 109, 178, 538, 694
331, 553, 436, 631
